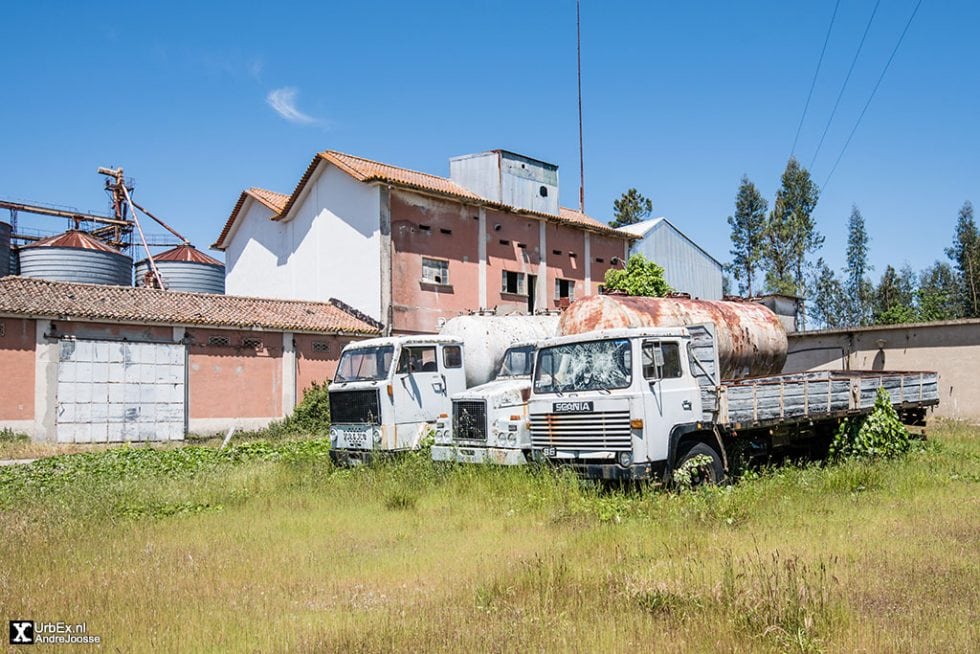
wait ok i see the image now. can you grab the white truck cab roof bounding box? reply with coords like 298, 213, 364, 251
536, 327, 693, 349
341, 334, 464, 351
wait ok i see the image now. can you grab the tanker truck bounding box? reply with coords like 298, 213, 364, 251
528, 295, 939, 483
328, 314, 557, 465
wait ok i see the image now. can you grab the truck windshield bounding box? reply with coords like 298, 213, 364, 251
334, 346, 394, 382
498, 345, 536, 378
533, 338, 632, 393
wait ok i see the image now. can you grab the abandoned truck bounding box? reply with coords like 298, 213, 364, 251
528, 295, 939, 482
328, 314, 557, 465
431, 342, 538, 465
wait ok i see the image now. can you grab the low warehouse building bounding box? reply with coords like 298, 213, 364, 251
0, 277, 379, 442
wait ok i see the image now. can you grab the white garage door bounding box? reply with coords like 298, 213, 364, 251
56, 339, 186, 443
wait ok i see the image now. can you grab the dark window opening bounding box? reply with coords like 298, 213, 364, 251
443, 345, 462, 369
418, 224, 431, 231
502, 270, 526, 295
516, 242, 527, 249
555, 278, 575, 302
539, 185, 548, 197
499, 239, 510, 246
595, 257, 605, 263
552, 249, 562, 256
569, 252, 577, 258
440, 228, 452, 235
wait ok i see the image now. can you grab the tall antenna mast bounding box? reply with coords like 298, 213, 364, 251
577, 0, 585, 214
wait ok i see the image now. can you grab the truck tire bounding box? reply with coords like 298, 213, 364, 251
675, 442, 727, 487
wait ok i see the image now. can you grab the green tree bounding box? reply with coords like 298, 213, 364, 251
843, 205, 873, 326
609, 188, 653, 228
917, 261, 961, 322
809, 258, 847, 328
726, 176, 768, 296
873, 265, 917, 324
603, 254, 671, 297
762, 158, 823, 319
945, 201, 980, 317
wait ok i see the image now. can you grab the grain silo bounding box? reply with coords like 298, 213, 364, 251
19, 230, 132, 286
135, 244, 225, 294
0, 220, 10, 278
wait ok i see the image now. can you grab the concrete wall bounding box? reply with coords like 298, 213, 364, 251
225, 163, 383, 321
786, 320, 980, 422
0, 317, 36, 430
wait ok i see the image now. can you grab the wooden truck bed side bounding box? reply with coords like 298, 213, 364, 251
714, 370, 940, 429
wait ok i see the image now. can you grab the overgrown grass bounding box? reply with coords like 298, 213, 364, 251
0, 422, 977, 652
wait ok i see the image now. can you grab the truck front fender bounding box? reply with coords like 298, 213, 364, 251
666, 423, 726, 481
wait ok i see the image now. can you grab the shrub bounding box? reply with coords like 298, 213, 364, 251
830, 387, 915, 460
603, 254, 671, 297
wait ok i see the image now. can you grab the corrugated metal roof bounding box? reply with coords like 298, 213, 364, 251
0, 276, 380, 335
26, 230, 123, 254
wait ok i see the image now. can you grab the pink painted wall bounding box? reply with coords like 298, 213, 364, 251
0, 318, 35, 421
295, 333, 356, 399
590, 234, 626, 293
390, 190, 481, 333
485, 207, 541, 314
186, 328, 282, 420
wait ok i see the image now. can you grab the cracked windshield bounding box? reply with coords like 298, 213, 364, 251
533, 339, 633, 393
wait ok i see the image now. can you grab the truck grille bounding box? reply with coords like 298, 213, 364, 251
329, 390, 381, 425
453, 400, 487, 443
530, 410, 632, 450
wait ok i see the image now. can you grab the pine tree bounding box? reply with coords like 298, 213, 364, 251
609, 188, 653, 228
726, 176, 768, 296
873, 265, 917, 324
917, 261, 961, 321
945, 201, 980, 317
762, 158, 822, 327
809, 258, 847, 328
843, 205, 873, 325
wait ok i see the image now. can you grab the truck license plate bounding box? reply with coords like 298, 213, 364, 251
553, 401, 593, 413
542, 446, 557, 457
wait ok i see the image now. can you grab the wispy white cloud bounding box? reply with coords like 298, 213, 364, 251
266, 87, 316, 124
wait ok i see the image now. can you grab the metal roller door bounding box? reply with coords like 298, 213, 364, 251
56, 339, 186, 443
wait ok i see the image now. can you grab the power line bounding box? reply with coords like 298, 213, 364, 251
790, 0, 841, 157
823, 0, 923, 189
809, 0, 882, 170
576, 0, 585, 214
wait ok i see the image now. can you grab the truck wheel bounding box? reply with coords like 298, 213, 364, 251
675, 442, 726, 487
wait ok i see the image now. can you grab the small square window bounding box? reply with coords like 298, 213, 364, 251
555, 278, 575, 301
595, 257, 605, 263
422, 257, 450, 285
499, 239, 510, 246
440, 228, 452, 235
242, 337, 264, 350
418, 224, 431, 231
208, 335, 230, 347
311, 341, 330, 353
0, 321, 5, 338
502, 270, 526, 295
443, 345, 462, 369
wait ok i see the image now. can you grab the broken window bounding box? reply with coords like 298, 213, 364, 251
422, 257, 449, 285
642, 341, 683, 380
397, 346, 438, 374
335, 345, 394, 382
501, 270, 526, 295
533, 338, 632, 393
555, 278, 575, 301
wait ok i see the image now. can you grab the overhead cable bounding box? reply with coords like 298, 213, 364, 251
790, 0, 841, 157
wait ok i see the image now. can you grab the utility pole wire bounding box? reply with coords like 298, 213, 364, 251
823, 0, 923, 190
809, 0, 881, 170
791, 0, 841, 157
577, 0, 585, 214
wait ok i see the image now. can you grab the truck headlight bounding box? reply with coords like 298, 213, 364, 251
617, 451, 633, 467
329, 426, 339, 445
372, 427, 382, 444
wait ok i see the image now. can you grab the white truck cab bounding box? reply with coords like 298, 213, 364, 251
528, 327, 704, 480
432, 343, 537, 465
329, 335, 466, 465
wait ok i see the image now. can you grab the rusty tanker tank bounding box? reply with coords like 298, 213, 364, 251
558, 295, 788, 379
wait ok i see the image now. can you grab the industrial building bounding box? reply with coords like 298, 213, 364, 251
0, 276, 379, 442
616, 217, 724, 300
213, 149, 636, 334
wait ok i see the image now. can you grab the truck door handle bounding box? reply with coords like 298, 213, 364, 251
682, 400, 692, 410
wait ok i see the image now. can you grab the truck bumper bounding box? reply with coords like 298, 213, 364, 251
532, 452, 664, 481
431, 445, 528, 466
329, 448, 378, 467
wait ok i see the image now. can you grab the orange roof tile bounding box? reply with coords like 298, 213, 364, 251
0, 276, 381, 335
212, 187, 288, 250
268, 150, 633, 240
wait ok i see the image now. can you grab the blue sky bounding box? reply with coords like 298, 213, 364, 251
2, 1, 976, 283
